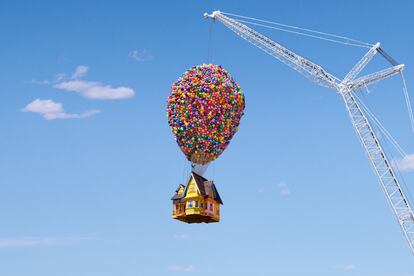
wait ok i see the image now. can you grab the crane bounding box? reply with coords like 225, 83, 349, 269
204, 10, 414, 255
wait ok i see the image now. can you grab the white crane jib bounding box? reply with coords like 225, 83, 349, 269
204, 10, 414, 256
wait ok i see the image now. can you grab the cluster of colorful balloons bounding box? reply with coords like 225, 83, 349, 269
167, 64, 245, 165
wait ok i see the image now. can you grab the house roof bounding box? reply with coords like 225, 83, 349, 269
171, 184, 185, 200
211, 183, 223, 205
191, 172, 223, 205
192, 172, 208, 195
171, 194, 182, 200
176, 184, 185, 192
170, 172, 223, 205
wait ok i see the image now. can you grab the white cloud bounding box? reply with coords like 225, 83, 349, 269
333, 264, 356, 271
71, 65, 89, 79
169, 265, 195, 273
32, 65, 135, 100
275, 182, 291, 196
392, 154, 414, 172
258, 182, 291, 196
54, 80, 134, 100
0, 236, 93, 248
128, 49, 153, 62
31, 79, 51, 85
31, 73, 66, 85
21, 99, 100, 120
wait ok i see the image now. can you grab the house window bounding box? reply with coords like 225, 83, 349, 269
195, 201, 199, 208
201, 202, 203, 208
210, 203, 213, 211
187, 201, 193, 208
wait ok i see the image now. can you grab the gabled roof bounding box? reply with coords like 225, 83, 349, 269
171, 172, 223, 204
190, 172, 223, 205
211, 183, 223, 205
191, 172, 208, 195
171, 184, 185, 200
176, 184, 185, 192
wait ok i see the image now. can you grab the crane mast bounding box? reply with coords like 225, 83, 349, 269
205, 10, 414, 255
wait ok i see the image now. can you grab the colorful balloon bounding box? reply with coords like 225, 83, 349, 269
167, 64, 245, 164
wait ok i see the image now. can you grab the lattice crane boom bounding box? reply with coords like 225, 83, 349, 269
205, 10, 414, 256
204, 11, 339, 89
350, 64, 405, 90
342, 42, 381, 84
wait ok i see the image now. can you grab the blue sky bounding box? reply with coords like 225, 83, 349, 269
1, 0, 414, 275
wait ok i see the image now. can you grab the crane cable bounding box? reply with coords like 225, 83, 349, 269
207, 19, 215, 63
353, 92, 414, 206
400, 72, 414, 133
221, 12, 373, 48
234, 19, 371, 49
354, 92, 407, 158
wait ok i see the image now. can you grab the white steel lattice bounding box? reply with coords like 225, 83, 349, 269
208, 11, 339, 89
205, 10, 414, 256
340, 88, 414, 254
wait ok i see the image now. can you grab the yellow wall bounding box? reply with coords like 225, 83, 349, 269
177, 186, 184, 196
184, 176, 200, 199
178, 175, 221, 221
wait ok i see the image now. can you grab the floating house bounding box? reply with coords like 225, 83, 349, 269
171, 172, 223, 223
